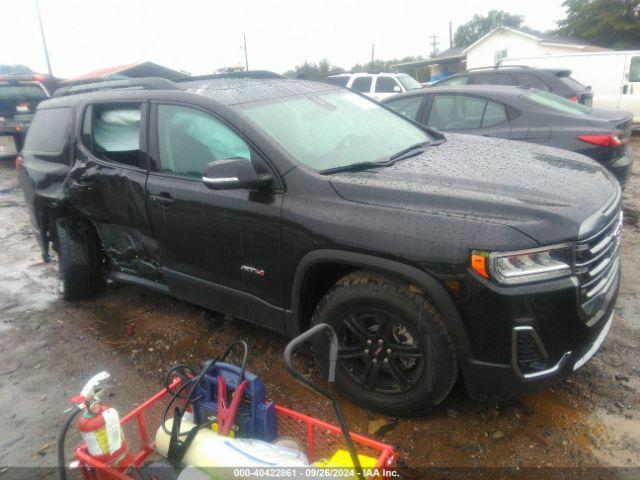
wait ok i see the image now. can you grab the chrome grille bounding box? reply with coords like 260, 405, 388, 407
575, 211, 622, 311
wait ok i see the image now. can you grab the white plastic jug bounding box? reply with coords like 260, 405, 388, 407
155, 418, 308, 468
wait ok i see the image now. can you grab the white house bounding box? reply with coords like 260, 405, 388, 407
393, 26, 608, 81
464, 26, 609, 69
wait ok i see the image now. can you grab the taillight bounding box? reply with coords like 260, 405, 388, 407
578, 133, 628, 148
567, 95, 579, 102
15, 155, 23, 171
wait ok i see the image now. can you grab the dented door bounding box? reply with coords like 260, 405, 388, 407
73, 101, 162, 280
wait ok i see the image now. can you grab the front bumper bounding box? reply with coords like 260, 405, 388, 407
462, 308, 615, 400
606, 150, 634, 188
458, 260, 619, 401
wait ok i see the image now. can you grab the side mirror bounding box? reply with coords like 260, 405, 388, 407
393, 85, 402, 93
202, 158, 273, 190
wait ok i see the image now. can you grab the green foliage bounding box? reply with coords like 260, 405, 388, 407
0, 64, 34, 75
556, 0, 640, 49
286, 59, 345, 80
285, 55, 426, 81
453, 10, 524, 48
350, 56, 423, 73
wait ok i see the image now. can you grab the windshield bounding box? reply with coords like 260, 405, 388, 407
0, 83, 47, 114
524, 90, 591, 116
238, 89, 431, 171
398, 74, 422, 90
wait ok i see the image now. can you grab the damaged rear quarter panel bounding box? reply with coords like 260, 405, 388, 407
68, 105, 161, 280
21, 99, 162, 280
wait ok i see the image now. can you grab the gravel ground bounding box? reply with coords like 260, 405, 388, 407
1, 138, 639, 479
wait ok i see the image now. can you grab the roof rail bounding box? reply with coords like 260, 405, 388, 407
173, 70, 285, 82
466, 65, 532, 72
53, 77, 179, 97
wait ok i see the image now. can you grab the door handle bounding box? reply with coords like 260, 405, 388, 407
70, 180, 94, 192
150, 192, 175, 205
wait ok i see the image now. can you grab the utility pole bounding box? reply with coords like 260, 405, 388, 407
449, 21, 453, 49
35, 0, 53, 77
429, 34, 439, 58
371, 43, 375, 67
243, 34, 249, 71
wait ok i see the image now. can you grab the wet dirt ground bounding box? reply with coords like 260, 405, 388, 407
1, 138, 639, 479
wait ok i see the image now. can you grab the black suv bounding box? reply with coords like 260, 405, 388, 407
431, 66, 593, 106
18, 77, 621, 415
0, 74, 50, 159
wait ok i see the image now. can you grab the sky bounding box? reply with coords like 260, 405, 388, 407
1, 0, 568, 79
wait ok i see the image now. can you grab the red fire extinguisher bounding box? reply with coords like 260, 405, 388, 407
69, 372, 133, 478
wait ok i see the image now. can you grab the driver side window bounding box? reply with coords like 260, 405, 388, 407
157, 104, 251, 179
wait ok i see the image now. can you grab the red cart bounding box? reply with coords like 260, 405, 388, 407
70, 324, 398, 479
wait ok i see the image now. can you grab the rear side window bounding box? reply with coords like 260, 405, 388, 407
482, 101, 508, 127
84, 103, 142, 168
558, 75, 587, 91
386, 96, 424, 121
514, 74, 550, 91
427, 95, 508, 130
375, 77, 400, 93
351, 77, 372, 93
428, 95, 485, 130
436, 76, 469, 86
23, 107, 71, 157
325, 76, 349, 87
475, 73, 517, 86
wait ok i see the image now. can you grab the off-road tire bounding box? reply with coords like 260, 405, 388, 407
311, 270, 457, 416
53, 217, 103, 301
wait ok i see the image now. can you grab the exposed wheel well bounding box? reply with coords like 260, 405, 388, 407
39, 205, 102, 259
297, 262, 357, 332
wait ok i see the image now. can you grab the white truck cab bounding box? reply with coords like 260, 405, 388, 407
325, 72, 422, 101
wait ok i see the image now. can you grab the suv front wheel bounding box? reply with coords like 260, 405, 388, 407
312, 271, 457, 415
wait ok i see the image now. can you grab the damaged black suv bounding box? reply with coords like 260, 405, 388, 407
18, 77, 621, 415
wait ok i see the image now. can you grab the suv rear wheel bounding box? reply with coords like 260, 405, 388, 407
312, 271, 457, 415
53, 217, 103, 300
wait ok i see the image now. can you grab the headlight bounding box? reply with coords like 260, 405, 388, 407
471, 244, 573, 285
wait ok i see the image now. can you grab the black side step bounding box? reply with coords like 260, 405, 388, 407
108, 271, 170, 294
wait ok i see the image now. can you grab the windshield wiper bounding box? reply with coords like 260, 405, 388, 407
320, 141, 435, 175
388, 141, 431, 162
319, 160, 391, 175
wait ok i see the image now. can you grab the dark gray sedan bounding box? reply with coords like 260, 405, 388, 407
383, 85, 634, 186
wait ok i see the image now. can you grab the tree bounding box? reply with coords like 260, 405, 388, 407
289, 59, 345, 80
556, 0, 640, 49
0, 64, 34, 75
454, 10, 524, 48
350, 56, 423, 73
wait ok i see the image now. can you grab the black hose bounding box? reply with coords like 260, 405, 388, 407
57, 407, 81, 480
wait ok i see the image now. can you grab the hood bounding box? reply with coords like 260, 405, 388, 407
328, 134, 620, 245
